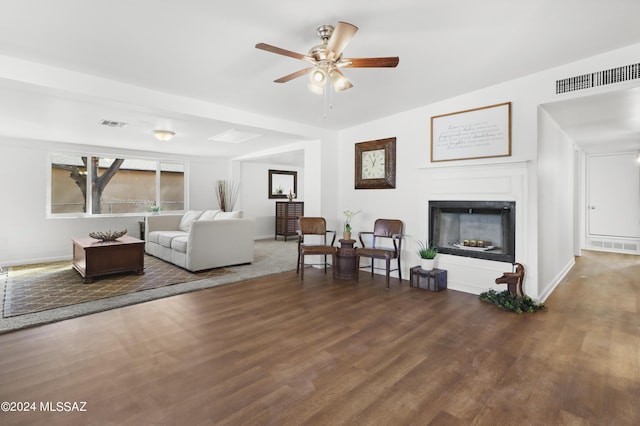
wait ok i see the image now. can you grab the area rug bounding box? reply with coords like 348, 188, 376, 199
3, 256, 232, 317
0, 239, 298, 333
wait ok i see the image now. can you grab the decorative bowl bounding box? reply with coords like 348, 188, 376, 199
88, 229, 128, 242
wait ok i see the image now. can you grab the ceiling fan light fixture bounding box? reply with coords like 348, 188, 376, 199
308, 67, 327, 94
307, 81, 324, 95
309, 67, 327, 84
152, 129, 175, 142
330, 70, 351, 91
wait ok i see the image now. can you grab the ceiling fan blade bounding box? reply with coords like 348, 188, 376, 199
255, 42, 307, 60
341, 57, 400, 68
274, 67, 313, 83
326, 21, 358, 58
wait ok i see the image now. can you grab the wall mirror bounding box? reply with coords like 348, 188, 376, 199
268, 169, 297, 199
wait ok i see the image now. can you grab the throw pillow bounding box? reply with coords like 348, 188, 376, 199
199, 209, 220, 220
215, 211, 243, 220
178, 210, 203, 232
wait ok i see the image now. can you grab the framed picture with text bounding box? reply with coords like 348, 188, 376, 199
354, 137, 396, 189
431, 102, 511, 162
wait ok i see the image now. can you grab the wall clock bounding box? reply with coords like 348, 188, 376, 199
354, 137, 396, 189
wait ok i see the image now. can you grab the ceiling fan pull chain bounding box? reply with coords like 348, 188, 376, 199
322, 82, 335, 119
322, 84, 329, 119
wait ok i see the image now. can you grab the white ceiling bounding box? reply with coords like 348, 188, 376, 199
541, 88, 640, 154
0, 0, 640, 162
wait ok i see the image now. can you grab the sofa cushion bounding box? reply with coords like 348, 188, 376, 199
179, 210, 203, 232
199, 209, 220, 220
171, 235, 189, 253
151, 231, 188, 248
215, 211, 243, 219
147, 230, 180, 245
147, 231, 161, 244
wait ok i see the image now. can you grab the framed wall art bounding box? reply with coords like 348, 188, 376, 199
430, 102, 511, 162
354, 137, 396, 189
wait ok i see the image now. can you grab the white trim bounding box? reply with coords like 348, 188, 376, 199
538, 257, 575, 303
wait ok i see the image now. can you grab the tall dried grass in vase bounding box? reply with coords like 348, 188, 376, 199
215, 180, 240, 212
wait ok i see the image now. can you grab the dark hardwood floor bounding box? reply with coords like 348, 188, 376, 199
0, 250, 638, 425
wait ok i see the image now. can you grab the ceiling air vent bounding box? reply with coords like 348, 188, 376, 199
99, 119, 128, 128
556, 63, 640, 94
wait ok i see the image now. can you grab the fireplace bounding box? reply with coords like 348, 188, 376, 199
429, 200, 515, 263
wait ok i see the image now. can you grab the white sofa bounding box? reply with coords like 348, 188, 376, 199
145, 210, 255, 272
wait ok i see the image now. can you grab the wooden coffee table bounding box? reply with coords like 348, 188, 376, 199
72, 235, 145, 283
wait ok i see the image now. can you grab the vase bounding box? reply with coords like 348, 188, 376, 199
343, 231, 352, 240
420, 258, 435, 271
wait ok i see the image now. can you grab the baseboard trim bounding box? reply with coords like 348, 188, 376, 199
538, 257, 576, 303
1, 256, 71, 267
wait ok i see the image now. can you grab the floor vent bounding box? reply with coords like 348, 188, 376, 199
556, 63, 640, 94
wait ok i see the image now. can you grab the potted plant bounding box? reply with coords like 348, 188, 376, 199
417, 241, 438, 270
343, 209, 361, 240
150, 204, 161, 214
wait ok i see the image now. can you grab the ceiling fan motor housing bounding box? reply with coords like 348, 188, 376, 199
316, 25, 334, 41
309, 25, 334, 61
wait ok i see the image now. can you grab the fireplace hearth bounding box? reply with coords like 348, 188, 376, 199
429, 200, 515, 263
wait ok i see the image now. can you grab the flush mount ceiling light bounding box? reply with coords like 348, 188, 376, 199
636, 152, 640, 164
256, 21, 398, 95
152, 130, 175, 141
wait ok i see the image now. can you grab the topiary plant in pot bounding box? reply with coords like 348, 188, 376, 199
417, 241, 438, 270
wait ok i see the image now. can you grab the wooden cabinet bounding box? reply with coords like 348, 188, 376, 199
275, 201, 304, 241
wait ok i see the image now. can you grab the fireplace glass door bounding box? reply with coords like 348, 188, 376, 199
429, 200, 516, 263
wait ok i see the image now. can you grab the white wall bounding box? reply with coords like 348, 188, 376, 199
240, 161, 305, 239
188, 156, 233, 211
0, 137, 229, 265
537, 108, 576, 300
334, 42, 640, 300
336, 82, 542, 297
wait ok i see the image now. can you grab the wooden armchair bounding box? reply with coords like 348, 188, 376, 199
356, 219, 404, 290
296, 217, 337, 281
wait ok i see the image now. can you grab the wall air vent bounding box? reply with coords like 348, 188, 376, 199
99, 119, 128, 128
588, 238, 639, 253
556, 63, 640, 94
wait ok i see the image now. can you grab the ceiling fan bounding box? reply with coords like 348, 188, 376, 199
255, 21, 399, 94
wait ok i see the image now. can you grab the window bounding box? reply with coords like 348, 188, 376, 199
49, 153, 186, 216
160, 162, 185, 212
50, 154, 88, 214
